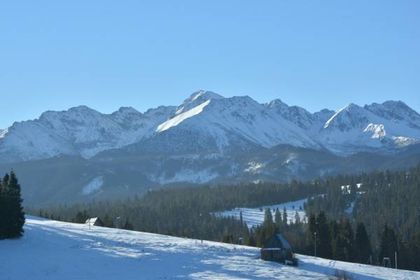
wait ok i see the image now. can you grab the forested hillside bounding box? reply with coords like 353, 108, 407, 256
306, 165, 420, 270
34, 165, 420, 271
34, 181, 323, 242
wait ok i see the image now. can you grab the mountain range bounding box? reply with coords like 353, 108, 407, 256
1, 90, 420, 206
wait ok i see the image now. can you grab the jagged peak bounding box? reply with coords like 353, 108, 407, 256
186, 90, 223, 103
382, 100, 409, 108
323, 103, 366, 129
365, 100, 420, 122
341, 103, 362, 111
113, 106, 141, 115
176, 90, 224, 115
39, 105, 101, 121
265, 98, 288, 109
67, 105, 100, 113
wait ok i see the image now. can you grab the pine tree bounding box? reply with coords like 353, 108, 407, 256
341, 219, 354, 261
295, 211, 301, 224
0, 172, 25, 239
354, 223, 372, 264
73, 210, 89, 223
274, 208, 282, 227
102, 214, 114, 228
282, 207, 288, 226
379, 224, 398, 267
123, 219, 134, 230
317, 212, 332, 258
0, 177, 5, 238
263, 208, 273, 226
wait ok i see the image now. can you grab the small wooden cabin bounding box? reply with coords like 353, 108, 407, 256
261, 233, 297, 265
85, 217, 104, 227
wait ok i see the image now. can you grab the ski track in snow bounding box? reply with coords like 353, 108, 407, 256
1, 217, 419, 279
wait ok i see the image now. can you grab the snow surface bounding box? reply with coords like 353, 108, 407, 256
0, 128, 7, 138
157, 99, 211, 133
1, 217, 419, 280
218, 199, 308, 228
320, 102, 420, 154
153, 168, 219, 184
82, 176, 104, 195
1, 92, 420, 163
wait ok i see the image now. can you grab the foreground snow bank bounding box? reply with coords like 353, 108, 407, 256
0, 217, 419, 280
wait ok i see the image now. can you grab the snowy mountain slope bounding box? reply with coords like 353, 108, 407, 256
1, 90, 420, 196
0, 128, 7, 138
3, 144, 420, 207
1, 217, 419, 280
154, 91, 321, 152
320, 102, 420, 154
1, 90, 420, 164
0, 105, 176, 163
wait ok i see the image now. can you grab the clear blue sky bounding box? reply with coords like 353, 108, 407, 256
1, 0, 419, 128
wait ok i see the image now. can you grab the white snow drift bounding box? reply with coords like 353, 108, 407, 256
1, 217, 419, 280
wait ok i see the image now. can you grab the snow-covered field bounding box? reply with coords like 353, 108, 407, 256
1, 217, 419, 279
218, 198, 308, 228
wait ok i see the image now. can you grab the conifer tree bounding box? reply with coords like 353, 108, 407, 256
282, 207, 288, 226
123, 219, 134, 230
379, 224, 398, 267
263, 208, 274, 227
274, 208, 282, 226
295, 211, 301, 224
0, 172, 25, 239
0, 177, 5, 237
317, 212, 332, 258
354, 223, 372, 263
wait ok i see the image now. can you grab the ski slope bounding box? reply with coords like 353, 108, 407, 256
218, 198, 308, 228
1, 217, 420, 280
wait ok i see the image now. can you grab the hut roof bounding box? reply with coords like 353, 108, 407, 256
276, 234, 291, 250
262, 233, 292, 250
85, 217, 99, 226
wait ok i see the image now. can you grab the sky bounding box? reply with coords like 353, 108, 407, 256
0, 0, 419, 128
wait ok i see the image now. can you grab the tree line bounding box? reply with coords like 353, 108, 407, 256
34, 180, 324, 246
33, 165, 420, 271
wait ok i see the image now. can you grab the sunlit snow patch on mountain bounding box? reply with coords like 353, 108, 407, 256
82, 176, 104, 195
363, 124, 386, 139
156, 100, 211, 133
244, 161, 266, 174
0, 128, 7, 138
153, 169, 218, 184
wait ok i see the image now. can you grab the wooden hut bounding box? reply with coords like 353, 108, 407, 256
85, 217, 104, 227
260, 233, 297, 265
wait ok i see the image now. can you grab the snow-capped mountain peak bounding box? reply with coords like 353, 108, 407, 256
265, 98, 288, 110
365, 101, 420, 129
0, 92, 420, 164
324, 103, 368, 130
266, 100, 315, 130
175, 90, 223, 115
